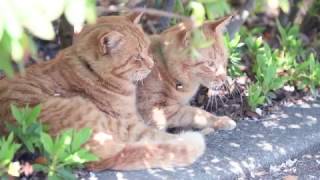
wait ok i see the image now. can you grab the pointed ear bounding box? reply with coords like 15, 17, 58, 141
99, 31, 124, 55
127, 12, 144, 24
203, 15, 233, 33
164, 22, 191, 46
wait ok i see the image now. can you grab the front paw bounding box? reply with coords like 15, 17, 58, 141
200, 127, 215, 135
212, 116, 236, 131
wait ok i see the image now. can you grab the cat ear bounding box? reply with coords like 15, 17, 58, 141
127, 12, 144, 24
173, 22, 192, 46
99, 31, 124, 55
203, 15, 233, 33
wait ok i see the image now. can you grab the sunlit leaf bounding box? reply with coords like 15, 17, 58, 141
37, 0, 65, 21
188, 1, 206, 26
7, 162, 21, 177
10, 0, 55, 40
41, 132, 54, 155
85, 0, 97, 24
65, 0, 86, 27
279, 0, 290, 13
0, 17, 3, 40
0, 1, 23, 40
23, 15, 55, 40
11, 39, 24, 62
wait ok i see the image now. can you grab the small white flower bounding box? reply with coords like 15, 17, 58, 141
7, 161, 21, 177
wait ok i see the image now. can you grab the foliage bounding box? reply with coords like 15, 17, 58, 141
0, 0, 96, 77
247, 83, 265, 110
34, 128, 98, 180
244, 21, 320, 110
225, 33, 244, 77
0, 133, 21, 178
6, 104, 43, 153
0, 105, 97, 179
245, 35, 287, 110
255, 0, 290, 14
173, 0, 231, 59
292, 53, 320, 94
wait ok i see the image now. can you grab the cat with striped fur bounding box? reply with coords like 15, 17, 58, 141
0, 14, 205, 171
137, 16, 237, 133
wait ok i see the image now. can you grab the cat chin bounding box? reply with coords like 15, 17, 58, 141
130, 70, 151, 82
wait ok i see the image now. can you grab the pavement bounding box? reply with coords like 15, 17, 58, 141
96, 99, 320, 180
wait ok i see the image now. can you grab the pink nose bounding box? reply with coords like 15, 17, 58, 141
144, 57, 154, 69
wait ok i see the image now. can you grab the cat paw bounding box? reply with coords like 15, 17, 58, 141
212, 116, 236, 131
199, 127, 215, 135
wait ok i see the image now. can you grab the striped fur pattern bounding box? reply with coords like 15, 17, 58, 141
0, 15, 205, 171
137, 16, 237, 132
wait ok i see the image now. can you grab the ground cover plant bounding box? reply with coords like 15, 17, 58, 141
0, 105, 98, 179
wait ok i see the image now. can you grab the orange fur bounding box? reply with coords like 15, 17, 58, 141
0, 14, 205, 171
137, 16, 237, 132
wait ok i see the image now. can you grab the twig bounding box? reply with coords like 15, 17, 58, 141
157, 0, 176, 32
226, 0, 255, 39
97, 5, 192, 22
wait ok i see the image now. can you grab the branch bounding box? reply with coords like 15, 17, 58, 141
157, 0, 176, 32
226, 0, 255, 39
97, 5, 192, 22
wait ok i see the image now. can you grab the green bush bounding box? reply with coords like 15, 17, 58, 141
0, 0, 96, 77
0, 105, 97, 179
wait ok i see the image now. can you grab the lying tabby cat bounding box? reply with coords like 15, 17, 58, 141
137, 16, 236, 132
0, 14, 205, 171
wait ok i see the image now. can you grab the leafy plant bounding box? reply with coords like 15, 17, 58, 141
6, 104, 43, 153
34, 128, 98, 180
245, 36, 287, 110
0, 133, 21, 178
0, 0, 96, 77
247, 83, 265, 110
276, 20, 303, 57
225, 33, 244, 77
292, 53, 320, 94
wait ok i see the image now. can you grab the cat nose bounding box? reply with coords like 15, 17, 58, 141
143, 57, 154, 69
215, 67, 227, 80
216, 66, 226, 76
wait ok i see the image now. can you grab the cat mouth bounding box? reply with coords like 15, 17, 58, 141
131, 70, 151, 82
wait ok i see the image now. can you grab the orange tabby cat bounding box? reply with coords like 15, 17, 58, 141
0, 14, 205, 171
137, 16, 236, 132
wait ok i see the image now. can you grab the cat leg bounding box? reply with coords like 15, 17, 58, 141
40, 96, 205, 171
155, 104, 236, 131
87, 122, 206, 171
39, 96, 126, 162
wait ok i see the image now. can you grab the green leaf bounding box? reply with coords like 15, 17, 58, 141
0, 1, 23, 39
56, 168, 76, 180
26, 105, 41, 125
65, 0, 86, 27
32, 164, 48, 172
10, 38, 24, 62
85, 0, 97, 24
37, 0, 65, 21
48, 174, 62, 180
188, 1, 206, 26
72, 128, 92, 151
10, 104, 23, 124
279, 0, 290, 13
41, 133, 54, 155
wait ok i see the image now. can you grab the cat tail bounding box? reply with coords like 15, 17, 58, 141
88, 131, 205, 171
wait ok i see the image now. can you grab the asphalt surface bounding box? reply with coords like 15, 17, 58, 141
96, 99, 320, 180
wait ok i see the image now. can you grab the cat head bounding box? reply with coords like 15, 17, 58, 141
73, 13, 153, 82
160, 16, 231, 89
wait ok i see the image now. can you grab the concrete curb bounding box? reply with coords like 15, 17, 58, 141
97, 100, 320, 180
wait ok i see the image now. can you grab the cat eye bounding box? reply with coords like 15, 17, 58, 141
208, 61, 215, 66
